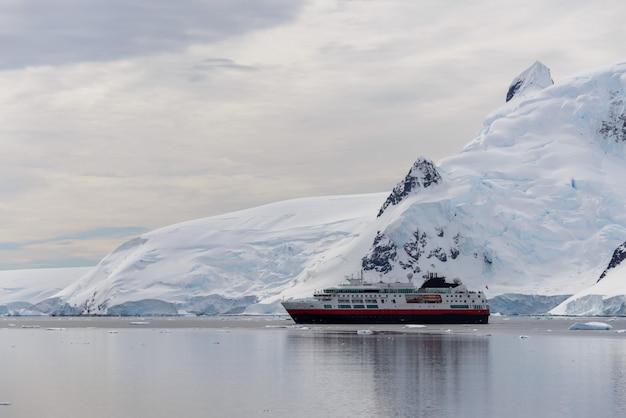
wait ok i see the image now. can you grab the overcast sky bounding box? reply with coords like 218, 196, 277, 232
2, 0, 626, 270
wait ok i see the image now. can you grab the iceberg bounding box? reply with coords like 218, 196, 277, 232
568, 322, 613, 331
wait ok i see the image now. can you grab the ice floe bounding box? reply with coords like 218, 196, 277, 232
568, 322, 613, 330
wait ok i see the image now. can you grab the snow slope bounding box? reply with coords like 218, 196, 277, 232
4, 60, 626, 317
52, 194, 387, 315
550, 262, 626, 316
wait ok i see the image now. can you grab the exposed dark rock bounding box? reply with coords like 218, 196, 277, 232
599, 241, 626, 280
361, 232, 397, 273
599, 93, 626, 142
377, 157, 441, 217
506, 80, 523, 102
428, 247, 447, 262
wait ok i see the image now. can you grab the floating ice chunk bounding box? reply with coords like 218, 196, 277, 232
129, 321, 150, 326
264, 324, 309, 329
405, 325, 426, 329
0, 402, 11, 406
357, 329, 373, 335
568, 322, 613, 330
46, 327, 65, 331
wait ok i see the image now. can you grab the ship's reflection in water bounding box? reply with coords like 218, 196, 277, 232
285, 331, 490, 417
285, 330, 626, 418
1, 324, 625, 418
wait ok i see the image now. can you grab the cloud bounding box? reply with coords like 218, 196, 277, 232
0, 227, 148, 269
0, 227, 148, 252
0, 0, 303, 69
192, 58, 258, 72
3, 0, 626, 269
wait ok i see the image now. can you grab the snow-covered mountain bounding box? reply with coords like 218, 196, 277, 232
4, 60, 626, 317
51, 194, 388, 315
360, 60, 626, 315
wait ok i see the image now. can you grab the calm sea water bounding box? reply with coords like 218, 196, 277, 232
1, 317, 625, 418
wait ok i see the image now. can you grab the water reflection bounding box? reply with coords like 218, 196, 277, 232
611, 342, 626, 417
285, 331, 490, 417
1, 326, 625, 418
487, 335, 626, 418
285, 331, 626, 418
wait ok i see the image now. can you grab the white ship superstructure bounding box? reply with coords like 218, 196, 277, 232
282, 272, 489, 324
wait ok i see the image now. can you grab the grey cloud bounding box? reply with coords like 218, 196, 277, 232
186, 57, 259, 82
0, 0, 303, 69
193, 58, 258, 72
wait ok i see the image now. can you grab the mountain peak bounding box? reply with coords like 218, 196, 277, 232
377, 156, 441, 217
506, 61, 553, 102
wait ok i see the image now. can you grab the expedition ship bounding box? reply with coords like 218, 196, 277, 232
281, 272, 489, 324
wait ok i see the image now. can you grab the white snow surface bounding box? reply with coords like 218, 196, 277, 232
53, 194, 387, 315
550, 261, 626, 316
0, 267, 89, 305
4, 61, 626, 317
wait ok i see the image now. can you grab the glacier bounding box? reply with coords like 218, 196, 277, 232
4, 60, 626, 317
